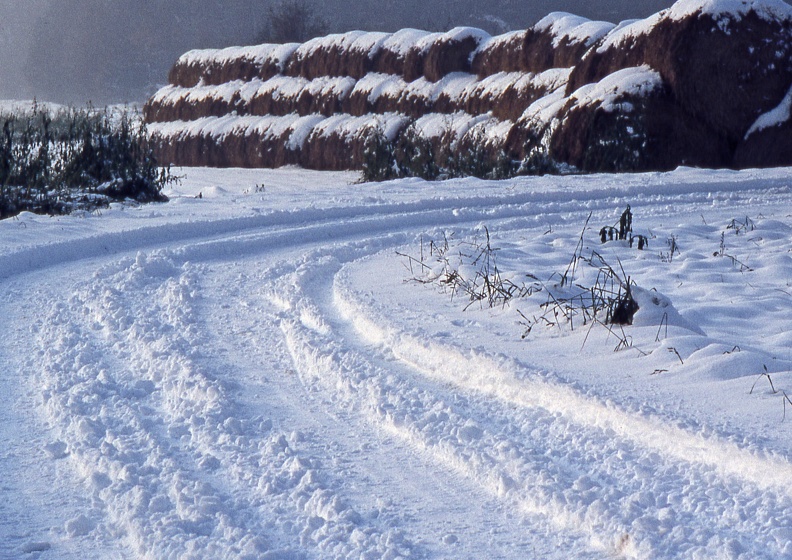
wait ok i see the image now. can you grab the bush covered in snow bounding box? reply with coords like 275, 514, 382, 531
0, 104, 172, 219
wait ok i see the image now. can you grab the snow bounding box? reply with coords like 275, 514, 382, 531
746, 84, 792, 137
287, 30, 392, 64
411, 111, 491, 146
177, 43, 300, 71
3, 164, 792, 558
253, 75, 310, 101
0, 99, 66, 116
351, 72, 408, 103
147, 114, 327, 148
380, 28, 434, 57
291, 31, 369, 60
472, 29, 525, 60
665, 0, 792, 20
600, 0, 792, 51
303, 76, 357, 101
569, 65, 663, 112
533, 12, 616, 47
412, 27, 490, 55
519, 87, 570, 125
462, 68, 571, 103
149, 80, 251, 107
309, 112, 409, 141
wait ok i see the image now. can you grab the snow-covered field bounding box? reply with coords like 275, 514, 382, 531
2, 165, 792, 559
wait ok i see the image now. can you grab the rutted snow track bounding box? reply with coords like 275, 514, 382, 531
2, 167, 792, 559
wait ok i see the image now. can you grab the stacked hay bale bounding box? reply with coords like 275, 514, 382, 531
146, 0, 792, 174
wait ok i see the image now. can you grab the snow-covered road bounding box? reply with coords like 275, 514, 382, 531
2, 166, 792, 559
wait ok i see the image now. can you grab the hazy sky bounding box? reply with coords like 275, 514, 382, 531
0, 0, 677, 106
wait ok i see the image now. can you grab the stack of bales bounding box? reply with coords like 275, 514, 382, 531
146, 0, 792, 174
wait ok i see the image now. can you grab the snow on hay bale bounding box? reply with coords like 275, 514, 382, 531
417, 73, 479, 115
471, 14, 614, 77
344, 73, 408, 115
243, 75, 356, 117
148, 114, 325, 168
371, 29, 435, 76
144, 80, 265, 122
300, 113, 410, 169
246, 76, 310, 116
284, 31, 392, 80
508, 66, 731, 172
405, 111, 492, 162
296, 76, 357, 116
168, 44, 299, 88
734, 84, 792, 167
566, 0, 792, 145
403, 27, 490, 82
454, 69, 571, 120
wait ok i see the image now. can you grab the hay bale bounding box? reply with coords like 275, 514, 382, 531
296, 76, 357, 116
148, 114, 326, 168
408, 111, 491, 162
301, 113, 410, 169
344, 32, 393, 78
372, 29, 434, 76
168, 43, 299, 87
545, 66, 730, 171
471, 14, 614, 77
450, 69, 570, 120
391, 77, 435, 117
247, 76, 311, 116
345, 73, 408, 115
470, 31, 527, 77
430, 73, 479, 114
143, 81, 264, 123
384, 69, 569, 120
734, 85, 792, 167
245, 75, 357, 117
454, 117, 517, 176
567, 0, 792, 145
404, 27, 490, 82
284, 31, 391, 79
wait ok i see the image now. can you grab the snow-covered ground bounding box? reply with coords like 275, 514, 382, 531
2, 165, 792, 559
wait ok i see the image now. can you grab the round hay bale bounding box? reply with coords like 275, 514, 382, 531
432, 73, 479, 114
471, 14, 613, 78
284, 31, 390, 79
567, 1, 792, 145
395, 77, 439, 117
410, 111, 491, 162
372, 29, 434, 76
548, 66, 731, 172
404, 27, 489, 82
734, 85, 792, 168
144, 82, 251, 123
169, 43, 299, 87
297, 76, 357, 116
247, 76, 310, 116
344, 73, 408, 115
301, 113, 410, 169
148, 114, 326, 168
470, 31, 527, 77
